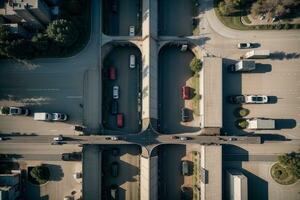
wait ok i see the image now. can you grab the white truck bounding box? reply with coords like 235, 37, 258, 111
243, 50, 270, 59
228, 60, 255, 72
34, 112, 52, 121
246, 118, 275, 130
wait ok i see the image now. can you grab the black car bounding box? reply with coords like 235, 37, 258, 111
181, 108, 189, 122
62, 152, 82, 161
227, 95, 245, 104
110, 162, 119, 177
111, 101, 118, 115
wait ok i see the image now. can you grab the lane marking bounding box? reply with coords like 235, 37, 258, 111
66, 96, 83, 99
26, 88, 60, 92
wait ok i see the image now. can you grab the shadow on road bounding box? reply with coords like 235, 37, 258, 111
45, 164, 64, 182
252, 63, 272, 73
255, 133, 289, 142
270, 51, 300, 60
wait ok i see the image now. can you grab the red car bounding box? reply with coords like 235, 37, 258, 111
109, 67, 116, 80
117, 113, 123, 128
181, 86, 190, 100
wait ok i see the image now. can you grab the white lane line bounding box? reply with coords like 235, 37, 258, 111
26, 88, 60, 91
66, 96, 82, 99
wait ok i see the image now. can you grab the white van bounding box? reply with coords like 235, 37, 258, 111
129, 55, 136, 69
34, 112, 52, 121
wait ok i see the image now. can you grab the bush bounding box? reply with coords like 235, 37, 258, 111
284, 23, 291, 29
29, 166, 50, 185
189, 57, 202, 73
0, 106, 9, 114
236, 119, 248, 129
278, 151, 300, 179
235, 107, 249, 117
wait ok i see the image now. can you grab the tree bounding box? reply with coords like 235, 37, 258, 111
30, 166, 50, 184
251, 2, 263, 16
0, 25, 11, 41
189, 57, 202, 73
5, 39, 34, 59
275, 4, 289, 17
278, 151, 300, 179
218, 1, 236, 15
46, 19, 79, 47
0, 106, 9, 115
32, 33, 49, 51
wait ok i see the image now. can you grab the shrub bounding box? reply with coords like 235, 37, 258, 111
236, 119, 248, 129
278, 151, 300, 179
236, 107, 249, 117
189, 57, 202, 73
284, 24, 291, 29
0, 106, 9, 114
29, 166, 50, 185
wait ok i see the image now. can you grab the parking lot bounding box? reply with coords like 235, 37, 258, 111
158, 0, 193, 36
0, 61, 84, 135
102, 46, 141, 133
158, 46, 201, 134
222, 57, 300, 139
101, 145, 141, 200
102, 0, 142, 36
158, 144, 196, 200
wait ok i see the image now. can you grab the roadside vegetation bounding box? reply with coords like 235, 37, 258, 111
0, 0, 90, 59
215, 0, 300, 30
271, 151, 300, 185
190, 57, 202, 116
192, 151, 201, 200
28, 166, 50, 185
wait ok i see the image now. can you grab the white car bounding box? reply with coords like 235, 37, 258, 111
129, 26, 135, 36
52, 113, 68, 121
129, 55, 136, 69
53, 134, 63, 141
245, 95, 268, 104
113, 86, 119, 99
237, 43, 253, 49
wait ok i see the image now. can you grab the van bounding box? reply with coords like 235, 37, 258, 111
34, 112, 52, 121
181, 160, 189, 176
129, 55, 136, 69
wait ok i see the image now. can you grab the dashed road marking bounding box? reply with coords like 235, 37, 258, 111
66, 96, 83, 99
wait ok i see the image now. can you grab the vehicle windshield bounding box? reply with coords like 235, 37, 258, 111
252, 97, 263, 101
10, 108, 18, 113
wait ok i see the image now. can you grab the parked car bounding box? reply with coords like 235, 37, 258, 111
227, 95, 268, 104
179, 136, 190, 141
181, 160, 189, 176
181, 108, 189, 122
111, 136, 119, 141
129, 25, 135, 36
110, 162, 119, 177
53, 134, 63, 141
52, 113, 68, 121
111, 0, 118, 13
129, 54, 136, 69
117, 113, 123, 128
34, 112, 52, 121
109, 67, 116, 80
9, 107, 29, 116
111, 101, 118, 115
181, 86, 190, 100
110, 184, 118, 200
237, 42, 254, 49
245, 95, 268, 104
61, 152, 82, 161
113, 86, 119, 99
171, 136, 179, 140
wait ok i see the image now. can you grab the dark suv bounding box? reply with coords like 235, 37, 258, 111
181, 108, 189, 122
111, 101, 118, 115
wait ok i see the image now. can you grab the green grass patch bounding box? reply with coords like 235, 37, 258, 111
271, 163, 298, 185
191, 74, 200, 116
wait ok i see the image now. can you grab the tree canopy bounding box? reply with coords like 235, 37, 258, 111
278, 151, 300, 179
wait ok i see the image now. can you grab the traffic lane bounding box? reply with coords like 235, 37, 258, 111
119, 0, 141, 36
101, 145, 140, 200
83, 145, 101, 200
158, 145, 186, 200
104, 46, 140, 133
159, 47, 200, 134
158, 0, 193, 36
241, 59, 300, 139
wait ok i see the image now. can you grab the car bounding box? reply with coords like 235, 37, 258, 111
111, 0, 118, 13
112, 148, 120, 156
9, 107, 29, 116
61, 152, 82, 161
227, 95, 245, 104
181, 108, 189, 122
179, 136, 190, 141
110, 184, 118, 200
111, 101, 118, 115
52, 113, 68, 121
113, 86, 119, 99
181, 86, 190, 100
171, 136, 179, 139
129, 54, 136, 69
181, 160, 189, 176
111, 136, 119, 141
129, 25, 135, 36
245, 95, 268, 104
105, 137, 112, 140
109, 67, 116, 80
34, 112, 52, 121
53, 134, 63, 141
229, 137, 238, 141
117, 113, 123, 128
110, 162, 119, 177
237, 43, 254, 49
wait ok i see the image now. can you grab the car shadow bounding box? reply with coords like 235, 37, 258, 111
275, 119, 297, 129
251, 63, 272, 73
267, 96, 277, 104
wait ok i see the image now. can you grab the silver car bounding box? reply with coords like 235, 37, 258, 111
113, 86, 119, 99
